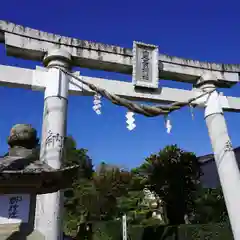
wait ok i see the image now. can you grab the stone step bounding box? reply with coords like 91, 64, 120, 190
0, 224, 44, 239
0, 231, 44, 239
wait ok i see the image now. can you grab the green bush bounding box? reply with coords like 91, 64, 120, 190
90, 221, 233, 240
93, 221, 121, 240
178, 223, 233, 240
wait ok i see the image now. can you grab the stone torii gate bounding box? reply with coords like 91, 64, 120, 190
1, 21, 240, 239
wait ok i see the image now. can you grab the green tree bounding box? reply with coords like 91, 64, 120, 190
64, 160, 138, 235
136, 145, 201, 225
63, 136, 93, 179
63, 136, 95, 235
115, 167, 157, 225
93, 162, 133, 220
193, 187, 228, 224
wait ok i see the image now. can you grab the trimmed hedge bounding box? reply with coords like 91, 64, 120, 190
92, 221, 233, 240
178, 223, 233, 240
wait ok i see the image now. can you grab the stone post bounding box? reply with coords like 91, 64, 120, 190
35, 49, 71, 240
198, 73, 240, 240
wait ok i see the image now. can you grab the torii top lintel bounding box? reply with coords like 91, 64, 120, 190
0, 20, 239, 87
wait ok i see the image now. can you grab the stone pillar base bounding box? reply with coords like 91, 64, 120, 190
0, 223, 44, 239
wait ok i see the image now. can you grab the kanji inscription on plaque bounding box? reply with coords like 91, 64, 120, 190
132, 41, 159, 89
0, 194, 30, 224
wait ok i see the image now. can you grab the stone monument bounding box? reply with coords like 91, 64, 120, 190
0, 124, 79, 239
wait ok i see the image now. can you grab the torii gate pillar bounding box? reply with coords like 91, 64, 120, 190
34, 49, 72, 240
199, 73, 240, 240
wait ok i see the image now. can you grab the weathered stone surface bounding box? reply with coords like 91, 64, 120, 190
0, 223, 44, 239
0, 20, 239, 86
8, 124, 38, 149
0, 124, 79, 194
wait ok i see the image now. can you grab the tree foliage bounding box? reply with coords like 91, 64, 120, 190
62, 139, 227, 236
193, 187, 228, 224
135, 145, 202, 225
63, 136, 93, 179
64, 156, 143, 234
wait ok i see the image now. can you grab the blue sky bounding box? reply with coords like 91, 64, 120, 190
0, 0, 240, 169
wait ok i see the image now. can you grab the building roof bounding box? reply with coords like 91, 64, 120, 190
198, 146, 240, 165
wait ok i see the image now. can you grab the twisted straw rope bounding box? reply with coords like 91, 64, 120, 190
54, 67, 214, 117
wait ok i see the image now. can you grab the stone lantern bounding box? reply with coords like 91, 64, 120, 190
0, 124, 79, 239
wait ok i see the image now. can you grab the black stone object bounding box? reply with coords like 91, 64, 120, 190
0, 124, 79, 194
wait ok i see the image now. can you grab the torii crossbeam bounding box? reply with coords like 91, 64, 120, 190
0, 21, 240, 240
